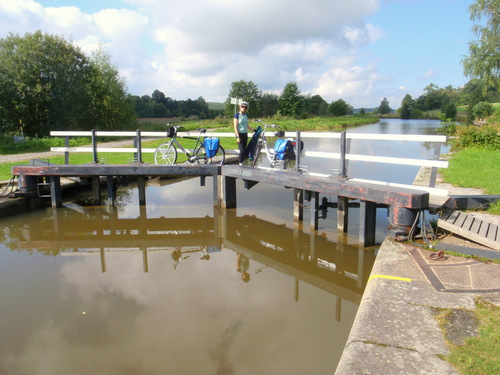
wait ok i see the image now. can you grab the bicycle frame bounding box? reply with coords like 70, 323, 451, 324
251, 121, 293, 169
155, 125, 225, 165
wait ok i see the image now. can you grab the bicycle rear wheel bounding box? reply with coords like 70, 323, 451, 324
154, 142, 177, 164
195, 144, 226, 165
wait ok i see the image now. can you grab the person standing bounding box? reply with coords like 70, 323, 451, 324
233, 101, 253, 166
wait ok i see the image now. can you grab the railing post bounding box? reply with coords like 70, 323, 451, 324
64, 136, 69, 164
135, 129, 143, 163
295, 130, 301, 172
92, 129, 98, 163
340, 131, 347, 177
429, 142, 442, 188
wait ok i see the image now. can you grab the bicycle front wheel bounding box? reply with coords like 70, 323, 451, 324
194, 144, 225, 165
251, 144, 262, 167
154, 142, 177, 164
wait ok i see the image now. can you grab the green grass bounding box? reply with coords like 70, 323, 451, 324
441, 149, 500, 214
436, 299, 500, 375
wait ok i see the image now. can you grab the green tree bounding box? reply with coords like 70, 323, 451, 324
278, 82, 303, 117
400, 94, 413, 119
86, 47, 136, 130
225, 80, 262, 117
378, 97, 392, 114
260, 92, 279, 117
0, 31, 135, 137
328, 99, 350, 116
462, 0, 500, 92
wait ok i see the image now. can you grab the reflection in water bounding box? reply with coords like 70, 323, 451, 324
0, 204, 374, 374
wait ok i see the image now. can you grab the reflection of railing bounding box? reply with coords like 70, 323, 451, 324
17, 206, 373, 307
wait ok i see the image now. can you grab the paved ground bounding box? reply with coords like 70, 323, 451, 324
335, 239, 500, 375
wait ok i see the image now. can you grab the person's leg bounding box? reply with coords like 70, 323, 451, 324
238, 133, 248, 164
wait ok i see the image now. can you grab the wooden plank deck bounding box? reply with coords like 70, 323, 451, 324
438, 208, 500, 250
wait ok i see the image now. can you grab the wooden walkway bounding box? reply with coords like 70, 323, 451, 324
438, 208, 500, 251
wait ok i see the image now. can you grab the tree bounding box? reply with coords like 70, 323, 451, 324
400, 94, 413, 119
0, 31, 135, 137
225, 80, 262, 117
260, 92, 279, 117
329, 99, 350, 116
378, 97, 392, 114
278, 82, 303, 117
86, 46, 136, 130
462, 0, 500, 92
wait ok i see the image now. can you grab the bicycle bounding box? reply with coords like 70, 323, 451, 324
249, 120, 298, 169
154, 124, 225, 165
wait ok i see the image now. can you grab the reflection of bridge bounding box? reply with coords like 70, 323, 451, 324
19, 206, 374, 309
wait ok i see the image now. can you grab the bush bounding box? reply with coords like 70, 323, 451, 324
451, 125, 500, 151
472, 102, 493, 120
436, 115, 457, 136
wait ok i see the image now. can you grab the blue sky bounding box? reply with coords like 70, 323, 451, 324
0, 0, 475, 108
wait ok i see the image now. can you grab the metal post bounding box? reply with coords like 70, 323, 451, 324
92, 129, 98, 163
359, 200, 377, 246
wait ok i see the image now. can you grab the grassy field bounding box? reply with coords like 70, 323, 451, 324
441, 149, 500, 214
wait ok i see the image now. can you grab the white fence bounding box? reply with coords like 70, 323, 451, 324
50, 129, 448, 188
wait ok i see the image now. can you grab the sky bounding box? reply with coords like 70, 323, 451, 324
0, 0, 475, 108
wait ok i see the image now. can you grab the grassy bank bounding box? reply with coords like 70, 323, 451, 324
435, 299, 500, 375
441, 149, 500, 214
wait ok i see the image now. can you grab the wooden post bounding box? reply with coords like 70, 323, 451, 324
223, 176, 236, 209
429, 142, 442, 188
337, 196, 349, 233
49, 176, 62, 208
64, 136, 69, 164
359, 200, 377, 246
137, 176, 146, 206
107, 176, 115, 207
92, 176, 101, 205
293, 188, 303, 222
92, 129, 98, 163
310, 191, 319, 231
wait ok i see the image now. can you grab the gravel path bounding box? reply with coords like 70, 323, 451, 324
0, 139, 135, 164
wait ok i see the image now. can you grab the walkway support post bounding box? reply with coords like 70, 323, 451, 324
359, 200, 377, 246
337, 196, 349, 233
293, 189, 304, 222
222, 176, 236, 209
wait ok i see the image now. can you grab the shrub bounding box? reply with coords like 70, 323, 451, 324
451, 125, 500, 151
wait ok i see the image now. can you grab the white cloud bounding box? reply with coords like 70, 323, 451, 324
1, 0, 413, 107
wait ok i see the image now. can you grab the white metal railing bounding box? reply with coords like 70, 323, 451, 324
50, 129, 448, 187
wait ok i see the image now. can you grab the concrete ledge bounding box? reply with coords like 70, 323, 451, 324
335, 239, 477, 374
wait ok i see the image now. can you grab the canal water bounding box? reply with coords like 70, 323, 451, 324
0, 119, 445, 374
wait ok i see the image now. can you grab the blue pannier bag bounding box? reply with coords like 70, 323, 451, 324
204, 137, 219, 158
274, 139, 291, 160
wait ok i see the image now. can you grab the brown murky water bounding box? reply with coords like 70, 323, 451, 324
0, 119, 445, 374
0, 177, 376, 374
